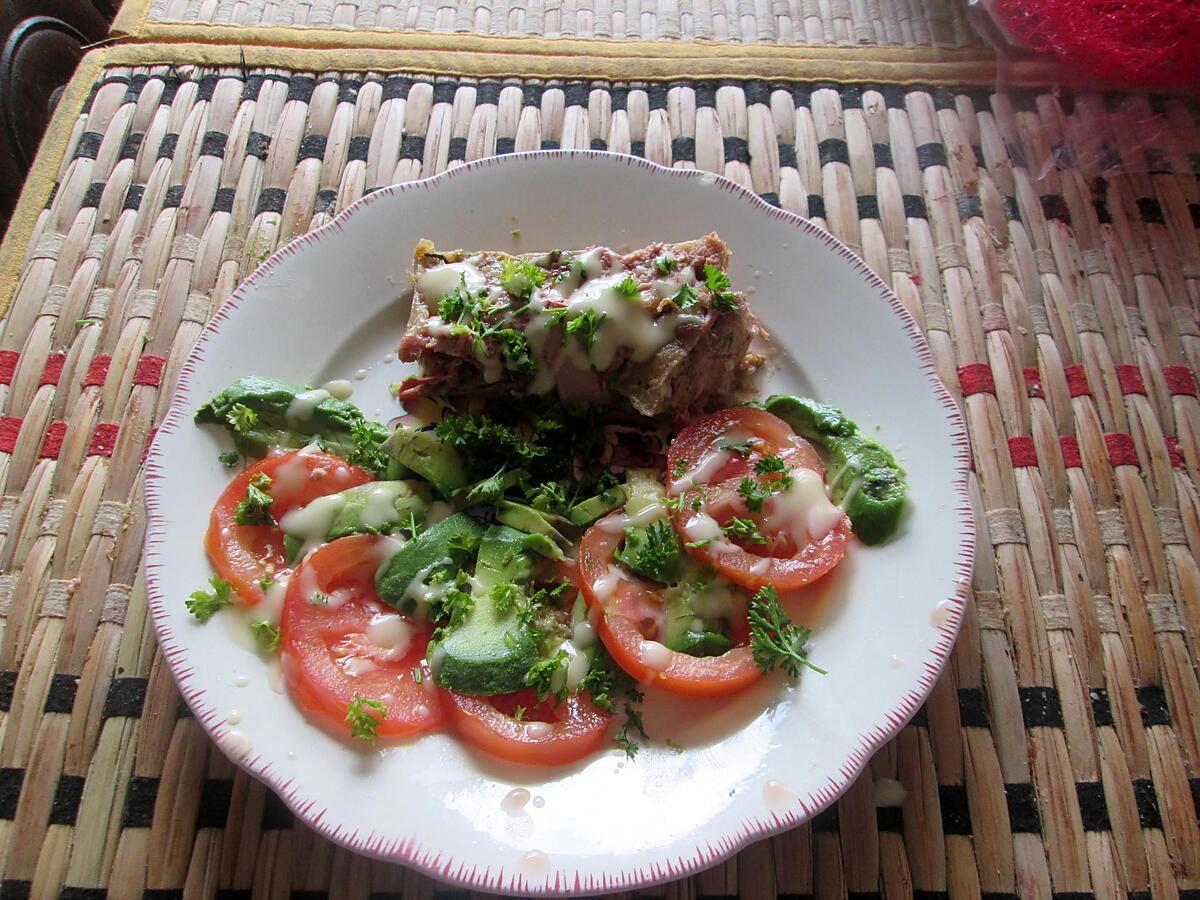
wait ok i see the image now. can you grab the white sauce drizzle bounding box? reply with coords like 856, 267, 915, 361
360, 485, 402, 530
670, 448, 731, 495
639, 639, 674, 672
682, 511, 740, 555
572, 620, 596, 649
627, 501, 666, 527
417, 262, 486, 298
590, 566, 624, 602
598, 513, 630, 533
765, 469, 844, 541
285, 389, 331, 423
364, 613, 414, 659
322, 379, 354, 400
525, 722, 553, 739
280, 494, 347, 557
551, 274, 680, 370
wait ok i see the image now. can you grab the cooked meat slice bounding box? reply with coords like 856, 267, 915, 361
397, 233, 763, 421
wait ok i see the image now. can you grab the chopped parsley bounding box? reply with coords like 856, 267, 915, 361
344, 419, 392, 477
723, 516, 768, 544
218, 450, 240, 467
720, 440, 757, 456
225, 403, 258, 435
748, 585, 825, 677
308, 591, 330, 606
653, 255, 678, 275
524, 650, 568, 703
494, 328, 536, 374
672, 458, 689, 478
564, 309, 608, 351
186, 576, 234, 622
704, 263, 739, 311
500, 258, 548, 299
234, 473, 275, 526
737, 477, 773, 513
613, 276, 640, 299
345, 695, 386, 742
615, 701, 648, 759
754, 454, 791, 477
464, 468, 508, 505
251, 620, 281, 653
430, 573, 473, 628
671, 283, 699, 310
490, 582, 522, 614
527, 480, 569, 513
614, 521, 683, 583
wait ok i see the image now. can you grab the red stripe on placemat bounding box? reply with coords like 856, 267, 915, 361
1064, 364, 1091, 398
40, 353, 65, 387
1060, 435, 1082, 468
0, 416, 21, 454
143, 427, 157, 459
134, 355, 166, 387
1165, 436, 1184, 469
88, 423, 119, 457
85, 355, 111, 387
1105, 432, 1139, 467
958, 363, 995, 396
1164, 366, 1197, 397
1008, 435, 1038, 468
1115, 364, 1146, 395
0, 351, 18, 385
1023, 367, 1043, 398
39, 421, 66, 459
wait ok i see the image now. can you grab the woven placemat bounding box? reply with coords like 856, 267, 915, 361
111, 0, 980, 48
1, 44, 1199, 898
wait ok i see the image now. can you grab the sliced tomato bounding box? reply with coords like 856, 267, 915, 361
443, 687, 611, 765
205, 449, 372, 605
666, 407, 851, 592
578, 519, 761, 697
279, 534, 444, 740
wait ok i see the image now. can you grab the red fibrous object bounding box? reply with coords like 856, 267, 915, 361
994, 0, 1200, 89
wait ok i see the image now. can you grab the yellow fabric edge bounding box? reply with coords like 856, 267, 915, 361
0, 40, 1062, 320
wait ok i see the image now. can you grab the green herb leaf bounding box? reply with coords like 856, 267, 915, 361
235, 473, 275, 526
500, 258, 548, 299
345, 419, 391, 477
564, 309, 607, 351
186, 575, 234, 622
748, 585, 826, 678
614, 521, 683, 583
723, 516, 768, 544
754, 455, 790, 476
464, 467, 508, 505
524, 650, 568, 703
527, 480, 569, 514
251, 620, 281, 653
704, 263, 739, 311
490, 582, 522, 615
612, 276, 640, 298
672, 283, 699, 310
653, 255, 678, 275
345, 695, 387, 742
614, 701, 648, 759
720, 440, 757, 456
493, 327, 537, 374
737, 477, 771, 513
672, 458, 689, 478
218, 450, 240, 467
225, 403, 259, 435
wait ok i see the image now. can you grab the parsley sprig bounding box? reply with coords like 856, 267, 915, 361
704, 263, 739, 312
186, 576, 234, 622
345, 695, 387, 742
748, 585, 825, 677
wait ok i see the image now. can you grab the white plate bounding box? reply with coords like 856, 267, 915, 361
145, 152, 973, 895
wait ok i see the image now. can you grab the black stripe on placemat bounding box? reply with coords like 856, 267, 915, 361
0, 881, 31, 900
347, 135, 370, 162
818, 138, 850, 167
297, 134, 326, 161
44, 673, 79, 713
807, 194, 826, 218
81, 182, 105, 209
909, 704, 929, 728
742, 80, 771, 106
1136, 685, 1171, 725
0, 671, 14, 711
162, 185, 185, 209
120, 132, 143, 160
262, 790, 294, 830
72, 132, 103, 160
213, 187, 236, 215
255, 188, 287, 216
103, 677, 147, 718
903, 194, 927, 218
957, 195, 983, 220
496, 137, 516, 155
0, 768, 23, 819
1137, 197, 1165, 225
723, 137, 750, 163
1019, 686, 1064, 728
49, 774, 85, 826
380, 75, 412, 102
1005, 782, 1042, 833
778, 143, 797, 169
196, 778, 233, 829
144, 891, 184, 899
810, 804, 838, 832
157, 133, 178, 160
916, 142, 947, 169
123, 185, 144, 212
939, 784, 972, 834
1041, 194, 1070, 223
122, 775, 159, 828
672, 137, 696, 162
1191, 777, 1200, 820
215, 891, 252, 900
1090, 688, 1114, 726
315, 189, 338, 214
1076, 781, 1110, 831
1132, 778, 1162, 828
857, 195, 880, 219
245, 131, 271, 159
875, 804, 903, 832
591, 138, 607, 152
400, 135, 425, 159
959, 687, 990, 727
872, 143, 893, 169
448, 137, 467, 162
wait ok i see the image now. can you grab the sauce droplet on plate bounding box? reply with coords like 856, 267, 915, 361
501, 788, 531, 815
930, 600, 955, 628
763, 779, 796, 809
519, 850, 550, 876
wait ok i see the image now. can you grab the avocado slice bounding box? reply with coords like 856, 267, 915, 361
764, 394, 907, 545
383, 427, 469, 498
495, 500, 580, 547
433, 525, 539, 696
566, 485, 627, 526
376, 512, 482, 609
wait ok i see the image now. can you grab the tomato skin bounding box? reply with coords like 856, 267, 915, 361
443, 688, 612, 765
279, 534, 444, 740
205, 450, 372, 605
666, 407, 851, 592
578, 519, 762, 697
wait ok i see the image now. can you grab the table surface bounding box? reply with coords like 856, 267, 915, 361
0, 7, 1198, 899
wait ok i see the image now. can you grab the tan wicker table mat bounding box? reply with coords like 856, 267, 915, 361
1, 43, 1199, 898
111, 0, 980, 49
